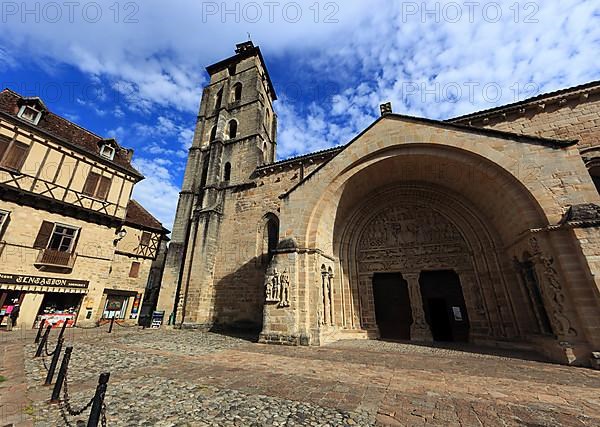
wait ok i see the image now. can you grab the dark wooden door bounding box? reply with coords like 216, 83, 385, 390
372, 273, 412, 340
420, 270, 470, 342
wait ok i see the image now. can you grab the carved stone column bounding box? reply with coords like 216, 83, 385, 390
327, 270, 335, 326
404, 273, 433, 342
321, 270, 330, 325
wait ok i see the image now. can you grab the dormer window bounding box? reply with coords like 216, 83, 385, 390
100, 144, 116, 160
17, 105, 42, 125
98, 138, 118, 161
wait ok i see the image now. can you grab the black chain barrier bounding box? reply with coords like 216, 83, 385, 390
48, 345, 110, 427
74, 322, 103, 330
34, 324, 52, 358
114, 321, 140, 329
34, 321, 45, 344
41, 353, 49, 372
61, 370, 95, 417
44, 335, 56, 357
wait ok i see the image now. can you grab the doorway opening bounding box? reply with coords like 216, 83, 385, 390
420, 270, 469, 342
372, 273, 412, 340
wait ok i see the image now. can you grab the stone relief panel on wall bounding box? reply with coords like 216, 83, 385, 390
528, 237, 577, 338
265, 268, 290, 308
357, 205, 470, 273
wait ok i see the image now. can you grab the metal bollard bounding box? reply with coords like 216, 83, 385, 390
87, 372, 110, 427
34, 321, 44, 344
108, 316, 115, 334
34, 324, 52, 358
57, 319, 68, 341
50, 346, 72, 403
44, 336, 64, 385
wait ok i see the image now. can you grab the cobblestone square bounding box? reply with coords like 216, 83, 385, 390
2, 327, 600, 426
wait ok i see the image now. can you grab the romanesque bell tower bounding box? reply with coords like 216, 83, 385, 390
157, 41, 278, 326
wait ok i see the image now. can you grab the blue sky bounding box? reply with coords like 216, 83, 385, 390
1, 0, 598, 230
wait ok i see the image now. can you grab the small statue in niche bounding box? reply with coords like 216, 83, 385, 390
279, 269, 290, 307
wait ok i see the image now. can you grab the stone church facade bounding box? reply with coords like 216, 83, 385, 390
161, 42, 600, 367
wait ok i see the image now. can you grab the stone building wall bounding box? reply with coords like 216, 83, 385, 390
0, 200, 155, 327
450, 83, 600, 151
207, 150, 338, 329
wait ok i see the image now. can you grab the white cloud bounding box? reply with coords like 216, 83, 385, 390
132, 157, 181, 230
3, 0, 598, 225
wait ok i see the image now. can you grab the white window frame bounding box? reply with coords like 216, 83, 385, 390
17, 105, 42, 125
0, 209, 9, 235
99, 144, 116, 160
47, 223, 80, 253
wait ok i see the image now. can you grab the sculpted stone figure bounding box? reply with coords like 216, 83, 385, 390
279, 269, 290, 307
265, 269, 280, 303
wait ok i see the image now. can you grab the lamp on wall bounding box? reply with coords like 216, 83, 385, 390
114, 227, 127, 246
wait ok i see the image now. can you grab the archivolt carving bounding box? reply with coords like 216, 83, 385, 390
357, 205, 470, 273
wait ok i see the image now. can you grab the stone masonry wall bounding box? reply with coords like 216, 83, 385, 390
453, 91, 600, 151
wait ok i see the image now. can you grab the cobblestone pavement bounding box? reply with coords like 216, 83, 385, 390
15, 328, 600, 426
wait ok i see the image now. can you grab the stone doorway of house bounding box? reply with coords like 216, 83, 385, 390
420, 270, 470, 342
372, 273, 413, 340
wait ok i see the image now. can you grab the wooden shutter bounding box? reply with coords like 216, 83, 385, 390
96, 176, 112, 200
33, 221, 55, 249
0, 135, 10, 161
2, 142, 29, 171
140, 231, 151, 246
82, 172, 100, 196
129, 261, 141, 278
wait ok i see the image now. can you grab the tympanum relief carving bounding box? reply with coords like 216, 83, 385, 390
357, 206, 470, 273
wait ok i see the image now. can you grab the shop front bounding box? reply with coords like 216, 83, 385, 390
0, 273, 88, 329
35, 292, 83, 328
100, 289, 141, 321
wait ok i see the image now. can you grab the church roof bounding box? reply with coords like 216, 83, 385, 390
281, 113, 577, 199
449, 80, 600, 124
256, 146, 343, 172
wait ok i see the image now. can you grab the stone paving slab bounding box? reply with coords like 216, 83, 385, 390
14, 329, 600, 426
0, 338, 33, 427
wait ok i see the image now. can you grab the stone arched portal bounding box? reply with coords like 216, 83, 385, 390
339, 184, 524, 345
261, 116, 600, 365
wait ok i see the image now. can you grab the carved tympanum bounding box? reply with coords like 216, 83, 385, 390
357, 205, 469, 272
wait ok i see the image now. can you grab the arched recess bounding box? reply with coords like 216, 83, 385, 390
223, 162, 231, 181
227, 120, 238, 139
258, 213, 280, 267
580, 147, 600, 194
214, 87, 223, 110
303, 144, 553, 346
209, 126, 218, 142
231, 83, 242, 102
336, 184, 543, 343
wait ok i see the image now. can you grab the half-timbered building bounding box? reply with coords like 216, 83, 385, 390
0, 88, 169, 329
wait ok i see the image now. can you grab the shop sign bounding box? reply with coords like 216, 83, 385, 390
0, 273, 89, 289
130, 293, 142, 319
